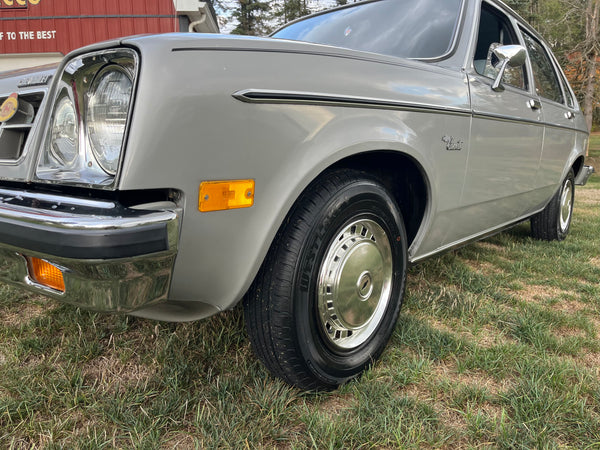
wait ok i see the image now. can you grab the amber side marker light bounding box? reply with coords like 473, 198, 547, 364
27, 257, 65, 292
199, 179, 255, 212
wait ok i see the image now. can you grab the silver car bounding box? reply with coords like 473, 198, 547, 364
0, 0, 593, 390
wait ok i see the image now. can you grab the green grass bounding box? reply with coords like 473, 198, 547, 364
588, 133, 600, 172
2, 179, 600, 447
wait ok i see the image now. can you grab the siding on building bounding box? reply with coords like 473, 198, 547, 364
0, 0, 217, 71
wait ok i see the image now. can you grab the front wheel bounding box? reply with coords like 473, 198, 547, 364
243, 169, 407, 390
531, 168, 575, 241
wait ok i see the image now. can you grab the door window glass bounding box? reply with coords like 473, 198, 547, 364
474, 3, 525, 90
521, 31, 564, 104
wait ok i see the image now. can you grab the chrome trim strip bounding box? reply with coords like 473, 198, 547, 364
473, 110, 544, 127
234, 90, 586, 133
410, 214, 533, 264
0, 187, 116, 209
233, 89, 472, 116
0, 195, 177, 232
473, 110, 585, 133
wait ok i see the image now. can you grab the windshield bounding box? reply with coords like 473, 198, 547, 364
272, 0, 463, 60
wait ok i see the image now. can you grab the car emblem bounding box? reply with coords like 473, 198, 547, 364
0, 93, 19, 122
442, 135, 463, 151
17, 73, 52, 88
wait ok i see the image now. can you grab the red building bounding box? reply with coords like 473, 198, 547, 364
0, 0, 219, 71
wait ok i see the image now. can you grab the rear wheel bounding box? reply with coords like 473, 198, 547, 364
243, 169, 407, 390
531, 169, 575, 241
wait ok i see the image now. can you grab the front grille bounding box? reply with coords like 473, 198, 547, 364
0, 92, 45, 161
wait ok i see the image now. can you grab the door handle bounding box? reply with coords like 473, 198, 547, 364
564, 111, 574, 120
527, 98, 542, 110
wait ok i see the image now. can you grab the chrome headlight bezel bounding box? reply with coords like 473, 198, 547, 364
87, 64, 134, 176
35, 48, 138, 189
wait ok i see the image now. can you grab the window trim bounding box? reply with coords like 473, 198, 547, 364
519, 27, 566, 107
469, 0, 529, 92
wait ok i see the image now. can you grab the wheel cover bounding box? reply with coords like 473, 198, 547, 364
559, 178, 573, 232
317, 219, 393, 350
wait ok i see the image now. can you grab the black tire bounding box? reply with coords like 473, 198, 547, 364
531, 168, 575, 241
243, 169, 407, 390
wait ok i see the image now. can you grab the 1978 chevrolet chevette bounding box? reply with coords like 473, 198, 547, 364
0, 0, 594, 389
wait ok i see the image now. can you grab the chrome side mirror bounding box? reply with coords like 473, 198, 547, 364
491, 44, 527, 92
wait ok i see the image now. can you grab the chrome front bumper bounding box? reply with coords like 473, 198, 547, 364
0, 187, 181, 312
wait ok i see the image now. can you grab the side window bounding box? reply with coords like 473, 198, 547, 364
556, 66, 575, 109
521, 31, 564, 104
474, 4, 526, 90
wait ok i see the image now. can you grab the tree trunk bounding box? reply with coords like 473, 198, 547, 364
583, 0, 599, 132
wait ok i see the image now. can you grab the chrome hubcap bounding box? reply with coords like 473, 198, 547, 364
560, 178, 573, 232
317, 219, 393, 350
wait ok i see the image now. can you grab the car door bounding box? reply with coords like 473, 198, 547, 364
519, 28, 578, 200
460, 1, 545, 239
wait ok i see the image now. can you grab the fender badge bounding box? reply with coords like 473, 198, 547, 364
0, 93, 18, 122
442, 135, 463, 151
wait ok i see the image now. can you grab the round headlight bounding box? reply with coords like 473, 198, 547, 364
86, 66, 132, 175
50, 94, 78, 166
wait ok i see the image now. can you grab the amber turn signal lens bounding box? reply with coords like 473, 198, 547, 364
199, 179, 255, 212
27, 257, 65, 292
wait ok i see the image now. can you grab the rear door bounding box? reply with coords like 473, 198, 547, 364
519, 28, 578, 200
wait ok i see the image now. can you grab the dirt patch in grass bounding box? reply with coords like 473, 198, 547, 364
438, 406, 469, 441
575, 188, 600, 205
589, 257, 600, 269
572, 351, 600, 377
553, 327, 586, 339
477, 401, 505, 421
457, 372, 509, 397
428, 318, 514, 350
431, 360, 510, 398
472, 326, 516, 349
82, 354, 156, 393
399, 381, 434, 402
0, 297, 50, 328
553, 299, 587, 314
428, 318, 459, 336
474, 241, 507, 254
519, 284, 573, 305
161, 432, 196, 449
317, 393, 354, 419
462, 259, 505, 277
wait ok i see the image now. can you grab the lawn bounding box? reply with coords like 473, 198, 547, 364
589, 132, 600, 165
1, 173, 600, 447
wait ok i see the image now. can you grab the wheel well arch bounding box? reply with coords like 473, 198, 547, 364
572, 155, 585, 179
325, 151, 429, 248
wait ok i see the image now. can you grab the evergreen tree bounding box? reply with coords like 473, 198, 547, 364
270, 0, 312, 30
231, 0, 271, 35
